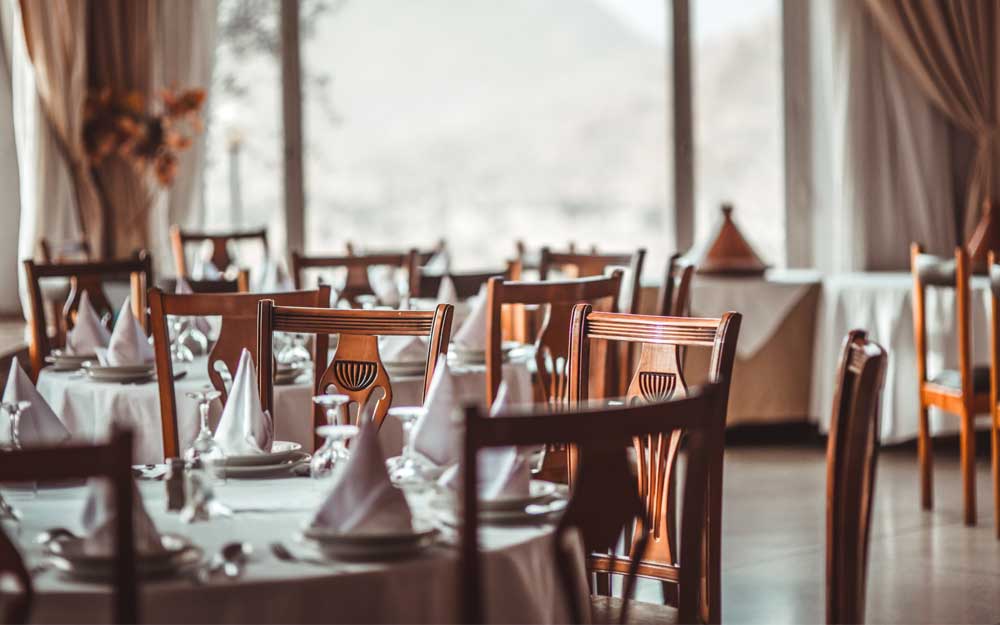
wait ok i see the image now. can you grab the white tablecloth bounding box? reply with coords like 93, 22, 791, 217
36, 358, 533, 464
691, 269, 822, 358
810, 272, 991, 444
8, 478, 581, 624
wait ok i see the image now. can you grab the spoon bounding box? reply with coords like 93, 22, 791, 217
35, 527, 78, 546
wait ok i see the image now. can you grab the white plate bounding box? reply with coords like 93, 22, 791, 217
48, 533, 196, 567
479, 480, 559, 511
51, 543, 203, 581
220, 453, 310, 479
224, 441, 304, 467
86, 366, 154, 383
301, 526, 438, 560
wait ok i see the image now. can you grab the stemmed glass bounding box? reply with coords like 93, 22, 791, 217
0, 400, 31, 527
184, 389, 226, 474
178, 318, 209, 356
310, 394, 357, 482
385, 406, 432, 487
170, 317, 195, 363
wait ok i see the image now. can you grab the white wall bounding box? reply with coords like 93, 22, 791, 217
0, 2, 22, 316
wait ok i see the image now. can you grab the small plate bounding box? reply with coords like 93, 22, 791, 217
223, 441, 304, 467
302, 526, 438, 560
479, 480, 559, 511
219, 451, 311, 479
47, 533, 195, 566
46, 353, 97, 371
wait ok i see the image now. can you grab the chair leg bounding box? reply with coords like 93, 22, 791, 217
992, 411, 1000, 540
595, 572, 612, 596
918, 406, 933, 510
961, 409, 977, 526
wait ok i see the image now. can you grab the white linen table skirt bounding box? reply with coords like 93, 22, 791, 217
810, 272, 992, 443
36, 358, 533, 464
9, 478, 582, 624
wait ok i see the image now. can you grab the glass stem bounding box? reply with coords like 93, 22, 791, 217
200, 401, 211, 434
401, 420, 413, 459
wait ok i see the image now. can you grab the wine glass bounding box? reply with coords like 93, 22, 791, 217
310, 394, 356, 482
178, 317, 209, 356
170, 317, 195, 363
0, 400, 31, 527
385, 406, 432, 487
285, 334, 312, 368
184, 389, 226, 478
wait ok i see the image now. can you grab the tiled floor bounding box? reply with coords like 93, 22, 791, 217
633, 444, 1000, 624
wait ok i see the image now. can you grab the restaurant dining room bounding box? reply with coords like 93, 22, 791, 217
1, 0, 999, 623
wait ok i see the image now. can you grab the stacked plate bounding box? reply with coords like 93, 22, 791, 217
47, 533, 203, 581
274, 364, 308, 386
45, 352, 96, 372
85, 364, 155, 384
220, 441, 311, 479
300, 523, 439, 561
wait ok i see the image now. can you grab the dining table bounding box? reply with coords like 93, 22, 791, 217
5, 476, 583, 624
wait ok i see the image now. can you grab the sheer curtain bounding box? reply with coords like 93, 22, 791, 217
811, 0, 956, 273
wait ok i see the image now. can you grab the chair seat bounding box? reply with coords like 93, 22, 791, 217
928, 366, 990, 393
590, 596, 678, 625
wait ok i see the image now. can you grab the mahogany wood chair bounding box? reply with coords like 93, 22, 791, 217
0, 427, 136, 623
987, 251, 1000, 539
539, 247, 646, 315
460, 384, 724, 624
826, 329, 888, 625
484, 272, 623, 408
657, 254, 695, 317
290, 251, 414, 306
169, 225, 268, 278
148, 286, 330, 459
257, 302, 453, 449
23, 253, 153, 381
408, 269, 508, 299
181, 271, 251, 294
910, 243, 988, 525
567, 305, 741, 622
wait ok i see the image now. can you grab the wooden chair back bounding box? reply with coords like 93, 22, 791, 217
990, 251, 1000, 539
182, 271, 250, 294
169, 225, 268, 278
23, 253, 153, 380
257, 302, 453, 449
567, 306, 741, 623
38, 238, 92, 263
657, 253, 695, 316
409, 269, 508, 299
485, 272, 623, 407
0, 428, 136, 623
826, 330, 888, 625
461, 384, 724, 624
148, 286, 330, 459
290, 251, 414, 305
539, 247, 645, 315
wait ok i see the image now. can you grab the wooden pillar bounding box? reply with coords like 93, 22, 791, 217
672, 0, 694, 254
783, 0, 813, 268
280, 0, 305, 257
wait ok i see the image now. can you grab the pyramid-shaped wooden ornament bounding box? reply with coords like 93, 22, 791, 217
965, 198, 1000, 274
695, 203, 769, 276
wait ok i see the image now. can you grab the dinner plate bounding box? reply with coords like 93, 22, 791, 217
45, 353, 97, 371
86, 365, 155, 383
223, 441, 304, 467
51, 543, 203, 581
480, 480, 559, 511
219, 451, 311, 479
301, 525, 439, 560
47, 533, 197, 568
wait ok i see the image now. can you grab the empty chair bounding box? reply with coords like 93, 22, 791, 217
826, 330, 888, 624
180, 271, 251, 294
169, 225, 268, 278
460, 384, 725, 624
910, 243, 987, 525
408, 268, 508, 299
657, 253, 695, 317
290, 251, 414, 306
539, 247, 646, 315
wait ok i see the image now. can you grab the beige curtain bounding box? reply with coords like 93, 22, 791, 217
864, 0, 1000, 238
18, 0, 105, 256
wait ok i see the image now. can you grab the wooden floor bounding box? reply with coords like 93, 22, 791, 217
631, 443, 1000, 624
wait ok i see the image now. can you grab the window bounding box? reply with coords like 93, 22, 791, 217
693, 0, 784, 265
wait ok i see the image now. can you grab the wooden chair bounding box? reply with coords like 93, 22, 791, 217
23, 253, 153, 381
567, 305, 741, 622
181, 271, 251, 294
408, 269, 508, 299
988, 251, 1000, 539
257, 302, 454, 449
169, 225, 268, 278
657, 254, 695, 317
290, 251, 414, 305
826, 329, 888, 625
0, 427, 136, 623
148, 286, 330, 459
460, 384, 724, 624
910, 243, 988, 525
485, 272, 623, 407
539, 247, 646, 315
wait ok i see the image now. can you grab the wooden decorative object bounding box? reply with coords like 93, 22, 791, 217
910, 243, 988, 526
826, 329, 888, 625
290, 251, 414, 306
568, 305, 742, 623
148, 286, 330, 459
965, 198, 1000, 273
0, 427, 137, 623
22, 253, 154, 381
257, 302, 453, 450
169, 225, 268, 278
694, 203, 769, 276
459, 384, 725, 625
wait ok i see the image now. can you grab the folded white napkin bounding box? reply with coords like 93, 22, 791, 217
379, 335, 428, 363
174, 278, 213, 337
213, 349, 275, 455
423, 250, 450, 274
1, 362, 70, 447
81, 477, 164, 556
453, 285, 488, 350
253, 256, 294, 293
411, 360, 490, 466
438, 382, 531, 500
67, 290, 111, 355
310, 422, 413, 534
96, 297, 155, 367
436, 276, 457, 305
368, 265, 401, 308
